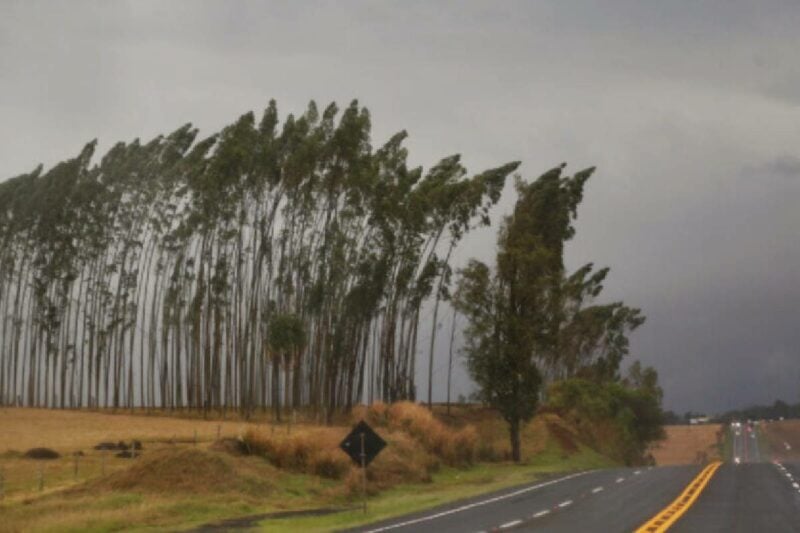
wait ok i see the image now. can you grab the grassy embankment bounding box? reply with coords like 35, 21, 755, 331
0, 404, 611, 532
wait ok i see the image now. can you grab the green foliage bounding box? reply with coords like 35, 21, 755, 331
455, 163, 651, 462
267, 314, 306, 355
547, 366, 666, 465
455, 164, 595, 461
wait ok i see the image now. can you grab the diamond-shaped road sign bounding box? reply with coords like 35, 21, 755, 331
339, 420, 386, 468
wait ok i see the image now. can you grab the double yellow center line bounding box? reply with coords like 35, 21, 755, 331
634, 461, 722, 532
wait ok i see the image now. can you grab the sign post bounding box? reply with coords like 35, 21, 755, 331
340, 420, 386, 514
360, 432, 367, 513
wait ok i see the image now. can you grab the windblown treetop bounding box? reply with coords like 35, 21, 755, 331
0, 100, 518, 417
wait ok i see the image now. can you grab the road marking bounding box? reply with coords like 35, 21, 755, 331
634, 461, 722, 533
499, 520, 522, 529
634, 470, 642, 475
616, 477, 625, 483
558, 500, 573, 508
361, 470, 589, 532
591, 486, 604, 493
792, 483, 799, 489
532, 510, 550, 518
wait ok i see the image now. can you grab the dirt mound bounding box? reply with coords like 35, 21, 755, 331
24, 447, 60, 459
94, 448, 245, 493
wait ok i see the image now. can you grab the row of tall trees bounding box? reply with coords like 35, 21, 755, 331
0, 100, 519, 419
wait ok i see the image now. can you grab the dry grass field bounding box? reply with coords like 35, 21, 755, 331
0, 404, 611, 532
760, 419, 800, 461
648, 424, 723, 465
0, 408, 259, 452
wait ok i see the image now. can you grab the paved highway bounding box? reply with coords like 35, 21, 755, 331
350, 423, 800, 532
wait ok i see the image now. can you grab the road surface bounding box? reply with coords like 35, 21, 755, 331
350, 423, 800, 532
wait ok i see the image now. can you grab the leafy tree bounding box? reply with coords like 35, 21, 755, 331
547, 373, 665, 465
455, 164, 593, 461
267, 312, 306, 422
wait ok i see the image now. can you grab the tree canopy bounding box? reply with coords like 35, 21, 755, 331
0, 100, 519, 419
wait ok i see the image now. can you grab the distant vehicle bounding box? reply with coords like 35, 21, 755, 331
689, 416, 710, 425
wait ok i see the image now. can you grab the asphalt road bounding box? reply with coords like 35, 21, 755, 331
349, 424, 800, 532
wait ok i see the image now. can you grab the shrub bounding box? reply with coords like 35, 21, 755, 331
547, 378, 666, 465
241, 429, 350, 478
310, 450, 352, 480
24, 447, 60, 460
477, 441, 502, 462
383, 401, 479, 467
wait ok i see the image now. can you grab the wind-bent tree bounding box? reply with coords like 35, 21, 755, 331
0, 100, 518, 418
455, 164, 643, 461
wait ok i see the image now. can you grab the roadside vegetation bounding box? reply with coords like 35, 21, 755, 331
0, 404, 615, 532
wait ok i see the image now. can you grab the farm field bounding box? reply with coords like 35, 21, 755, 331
0, 405, 611, 532
760, 419, 800, 461
648, 424, 723, 465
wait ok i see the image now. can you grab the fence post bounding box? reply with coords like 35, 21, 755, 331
38, 465, 44, 492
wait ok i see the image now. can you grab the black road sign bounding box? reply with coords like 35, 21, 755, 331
339, 420, 386, 467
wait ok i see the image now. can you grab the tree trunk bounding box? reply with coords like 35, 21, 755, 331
509, 418, 522, 463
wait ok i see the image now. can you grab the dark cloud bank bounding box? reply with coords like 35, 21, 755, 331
1, 1, 799, 414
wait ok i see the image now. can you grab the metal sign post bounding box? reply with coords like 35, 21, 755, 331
360, 432, 367, 513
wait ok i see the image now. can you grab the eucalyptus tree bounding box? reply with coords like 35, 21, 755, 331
266, 313, 306, 421
0, 99, 519, 417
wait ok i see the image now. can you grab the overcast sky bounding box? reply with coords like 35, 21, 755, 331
2, 1, 799, 414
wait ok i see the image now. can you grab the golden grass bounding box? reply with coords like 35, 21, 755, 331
648, 424, 723, 465
0, 403, 612, 532
351, 401, 480, 466
0, 407, 252, 453
0, 407, 331, 504
242, 427, 352, 479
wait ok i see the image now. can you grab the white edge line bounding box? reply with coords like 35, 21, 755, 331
558, 500, 573, 508
499, 519, 522, 529
591, 486, 604, 493
532, 510, 550, 518
616, 477, 625, 483
361, 471, 588, 533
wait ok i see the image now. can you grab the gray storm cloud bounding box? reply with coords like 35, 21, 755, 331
1, 0, 798, 414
